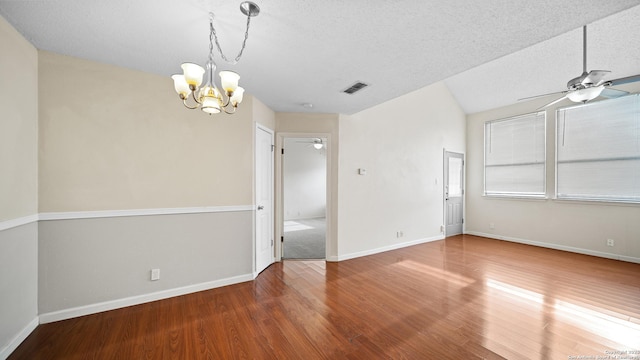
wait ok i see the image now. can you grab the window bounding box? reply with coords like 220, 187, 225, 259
484, 112, 546, 197
556, 94, 640, 203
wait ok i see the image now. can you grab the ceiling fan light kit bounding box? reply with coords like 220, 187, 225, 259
171, 1, 259, 115
566, 85, 604, 103
522, 25, 640, 109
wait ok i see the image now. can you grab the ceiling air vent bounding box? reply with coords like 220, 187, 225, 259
342, 81, 369, 95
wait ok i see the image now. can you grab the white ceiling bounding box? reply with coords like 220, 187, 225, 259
1, 0, 640, 115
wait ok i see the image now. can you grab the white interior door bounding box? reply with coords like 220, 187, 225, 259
255, 125, 274, 274
444, 151, 464, 236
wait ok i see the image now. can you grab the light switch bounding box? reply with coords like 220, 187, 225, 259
151, 268, 160, 281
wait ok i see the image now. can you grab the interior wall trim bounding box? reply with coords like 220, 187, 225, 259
38, 205, 254, 221
1, 207, 255, 231
465, 231, 640, 264
39, 273, 254, 324
0, 214, 39, 232
329, 235, 444, 262
0, 317, 38, 360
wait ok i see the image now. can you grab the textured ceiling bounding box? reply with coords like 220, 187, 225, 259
1, 0, 640, 115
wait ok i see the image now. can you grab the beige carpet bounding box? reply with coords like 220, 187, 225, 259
283, 218, 326, 259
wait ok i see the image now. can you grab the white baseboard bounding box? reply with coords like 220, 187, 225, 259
39, 273, 254, 324
329, 235, 444, 262
0, 317, 39, 360
465, 231, 640, 264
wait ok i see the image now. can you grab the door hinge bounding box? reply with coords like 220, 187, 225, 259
462, 218, 464, 223
271, 145, 275, 152
271, 239, 274, 246
281, 236, 284, 243
281, 148, 284, 155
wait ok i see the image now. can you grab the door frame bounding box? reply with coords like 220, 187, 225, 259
443, 149, 465, 237
275, 132, 332, 261
254, 124, 275, 277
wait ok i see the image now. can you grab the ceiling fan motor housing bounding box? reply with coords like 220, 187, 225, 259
567, 72, 588, 90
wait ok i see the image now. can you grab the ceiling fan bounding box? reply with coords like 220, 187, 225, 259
295, 138, 325, 149
520, 25, 640, 108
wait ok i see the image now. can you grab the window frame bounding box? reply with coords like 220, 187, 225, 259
554, 94, 640, 204
483, 111, 547, 199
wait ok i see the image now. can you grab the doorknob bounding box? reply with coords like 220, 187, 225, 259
257, 205, 264, 210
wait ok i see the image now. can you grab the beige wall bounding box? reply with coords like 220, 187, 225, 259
0, 14, 39, 359
38, 51, 255, 212
253, 97, 276, 130
337, 82, 466, 258
0, 14, 38, 221
465, 82, 640, 262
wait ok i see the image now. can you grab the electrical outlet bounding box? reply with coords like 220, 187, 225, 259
396, 231, 403, 238
440, 225, 444, 233
606, 239, 614, 247
489, 222, 495, 229
151, 268, 160, 281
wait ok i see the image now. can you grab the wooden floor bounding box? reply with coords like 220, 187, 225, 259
10, 235, 640, 359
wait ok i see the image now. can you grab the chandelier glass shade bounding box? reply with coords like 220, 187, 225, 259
171, 2, 259, 115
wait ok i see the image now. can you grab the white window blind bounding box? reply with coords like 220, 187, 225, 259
556, 94, 640, 203
484, 112, 546, 197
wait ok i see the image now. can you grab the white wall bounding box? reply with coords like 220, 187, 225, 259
0, 14, 39, 360
465, 82, 640, 263
283, 138, 327, 220
337, 82, 466, 259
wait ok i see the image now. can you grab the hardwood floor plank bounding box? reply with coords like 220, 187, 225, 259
9, 235, 640, 359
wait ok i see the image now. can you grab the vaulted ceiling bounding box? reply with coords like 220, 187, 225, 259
1, 0, 639, 115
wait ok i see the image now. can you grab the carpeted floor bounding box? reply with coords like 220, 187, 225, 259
283, 218, 326, 259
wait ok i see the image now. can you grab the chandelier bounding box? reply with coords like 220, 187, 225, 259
171, 2, 260, 115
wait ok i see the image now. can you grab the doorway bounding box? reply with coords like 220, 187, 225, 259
282, 137, 327, 259
444, 151, 464, 237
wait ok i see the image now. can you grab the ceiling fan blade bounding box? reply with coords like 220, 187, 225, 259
600, 88, 629, 99
608, 74, 640, 86
518, 90, 567, 101
582, 70, 610, 86
536, 95, 568, 110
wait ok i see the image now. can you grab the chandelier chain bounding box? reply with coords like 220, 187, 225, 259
209, 11, 252, 65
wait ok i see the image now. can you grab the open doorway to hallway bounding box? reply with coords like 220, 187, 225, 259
282, 137, 327, 259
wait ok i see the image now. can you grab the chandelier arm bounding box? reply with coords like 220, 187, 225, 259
221, 105, 237, 114
182, 98, 199, 110
191, 90, 202, 105
220, 92, 233, 108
